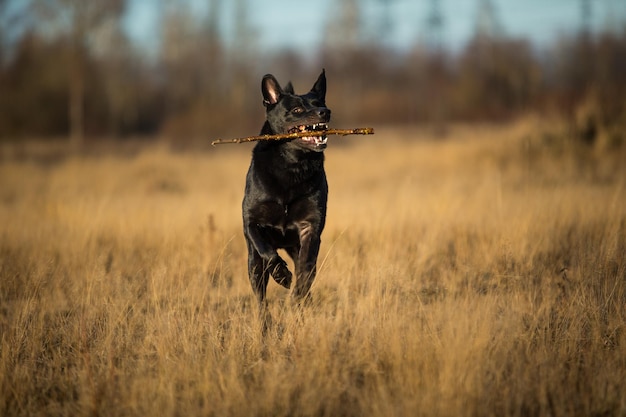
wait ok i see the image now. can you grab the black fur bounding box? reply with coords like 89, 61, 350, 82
242, 70, 331, 306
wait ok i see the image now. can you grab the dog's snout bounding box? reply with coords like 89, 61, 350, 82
317, 108, 331, 120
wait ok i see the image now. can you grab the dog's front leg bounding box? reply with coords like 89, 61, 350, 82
244, 222, 292, 290
292, 221, 321, 301
246, 240, 270, 305
246, 241, 274, 331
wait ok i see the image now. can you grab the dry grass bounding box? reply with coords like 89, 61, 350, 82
1, 121, 625, 417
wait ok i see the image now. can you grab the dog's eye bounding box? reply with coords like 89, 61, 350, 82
291, 107, 304, 114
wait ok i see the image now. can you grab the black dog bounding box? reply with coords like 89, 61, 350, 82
242, 70, 330, 308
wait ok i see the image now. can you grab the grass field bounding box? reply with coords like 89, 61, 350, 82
1, 121, 625, 416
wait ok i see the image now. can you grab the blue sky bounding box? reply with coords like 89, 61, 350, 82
124, 0, 626, 55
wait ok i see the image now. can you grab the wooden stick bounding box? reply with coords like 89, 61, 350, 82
211, 127, 374, 145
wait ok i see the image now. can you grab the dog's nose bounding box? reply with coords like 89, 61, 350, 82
317, 108, 331, 120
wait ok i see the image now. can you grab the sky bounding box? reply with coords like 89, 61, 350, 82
123, 0, 626, 55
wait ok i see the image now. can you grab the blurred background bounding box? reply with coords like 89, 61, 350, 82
0, 0, 625, 146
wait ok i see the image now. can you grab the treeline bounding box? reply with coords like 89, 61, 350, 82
0, 1, 625, 143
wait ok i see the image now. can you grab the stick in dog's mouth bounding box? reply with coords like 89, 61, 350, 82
211, 127, 374, 145
288, 123, 328, 145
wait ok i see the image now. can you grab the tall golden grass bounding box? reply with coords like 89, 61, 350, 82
1, 121, 625, 416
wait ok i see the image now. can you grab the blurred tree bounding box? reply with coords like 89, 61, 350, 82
0, 0, 8, 66
0, 33, 69, 138
321, 0, 363, 123
226, 0, 255, 126
0, 0, 623, 143
325, 0, 360, 51
565, 29, 626, 148
92, 15, 162, 137
455, 36, 540, 120
424, 0, 445, 53
0, 0, 31, 67
451, 0, 540, 121
32, 0, 126, 144
158, 0, 246, 141
160, 0, 198, 112
423, 0, 448, 134
474, 0, 503, 40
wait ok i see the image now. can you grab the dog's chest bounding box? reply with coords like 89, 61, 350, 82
244, 145, 327, 242
251, 196, 318, 230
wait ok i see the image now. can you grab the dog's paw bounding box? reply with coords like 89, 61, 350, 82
271, 263, 292, 289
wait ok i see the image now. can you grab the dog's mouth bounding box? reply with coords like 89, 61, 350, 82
288, 123, 328, 146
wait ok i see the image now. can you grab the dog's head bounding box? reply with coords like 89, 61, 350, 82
261, 70, 331, 152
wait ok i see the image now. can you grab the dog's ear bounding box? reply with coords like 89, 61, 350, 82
262, 74, 283, 106
309, 69, 326, 101
284, 81, 294, 95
